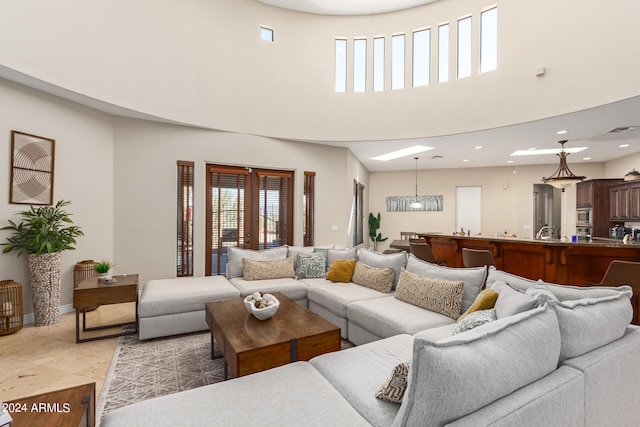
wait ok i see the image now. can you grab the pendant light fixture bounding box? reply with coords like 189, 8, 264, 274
541, 140, 586, 191
409, 157, 424, 210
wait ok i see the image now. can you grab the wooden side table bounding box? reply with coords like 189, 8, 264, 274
5, 382, 95, 427
73, 274, 139, 343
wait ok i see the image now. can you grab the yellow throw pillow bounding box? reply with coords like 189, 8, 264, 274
326, 259, 357, 283
457, 288, 499, 322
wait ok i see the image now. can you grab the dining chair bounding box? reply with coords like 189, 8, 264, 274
461, 248, 496, 268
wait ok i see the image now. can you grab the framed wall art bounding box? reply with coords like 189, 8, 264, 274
386, 195, 444, 212
10, 130, 56, 205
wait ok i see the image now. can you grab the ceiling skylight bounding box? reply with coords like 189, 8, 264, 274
510, 147, 588, 156
371, 145, 434, 161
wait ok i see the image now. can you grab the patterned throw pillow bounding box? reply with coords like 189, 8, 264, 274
298, 253, 326, 279
394, 268, 464, 320
242, 257, 295, 281
326, 259, 357, 283
351, 261, 394, 293
453, 308, 497, 335
376, 362, 411, 403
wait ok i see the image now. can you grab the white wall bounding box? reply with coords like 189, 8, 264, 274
0, 0, 638, 142
368, 161, 606, 252
113, 118, 366, 283
0, 78, 115, 316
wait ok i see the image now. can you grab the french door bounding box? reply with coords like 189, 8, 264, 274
205, 164, 294, 276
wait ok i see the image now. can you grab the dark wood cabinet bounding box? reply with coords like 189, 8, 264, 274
576, 179, 622, 237
576, 180, 594, 208
610, 181, 640, 221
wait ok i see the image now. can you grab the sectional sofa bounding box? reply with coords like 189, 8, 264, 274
108, 245, 640, 426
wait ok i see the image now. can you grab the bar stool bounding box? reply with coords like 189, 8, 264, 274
1, 280, 23, 335
591, 260, 640, 325
409, 242, 446, 265
462, 248, 496, 268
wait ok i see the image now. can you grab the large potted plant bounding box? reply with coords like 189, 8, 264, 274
368, 212, 388, 251
1, 200, 83, 326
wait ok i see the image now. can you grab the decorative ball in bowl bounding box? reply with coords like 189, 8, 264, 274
244, 292, 280, 320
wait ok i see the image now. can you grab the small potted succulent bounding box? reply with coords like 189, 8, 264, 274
94, 260, 114, 281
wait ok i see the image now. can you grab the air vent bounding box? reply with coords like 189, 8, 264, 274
606, 126, 638, 134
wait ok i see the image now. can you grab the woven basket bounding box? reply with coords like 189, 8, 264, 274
1, 280, 24, 335
28, 253, 62, 326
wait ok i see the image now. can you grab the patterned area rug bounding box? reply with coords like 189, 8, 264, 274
96, 331, 223, 424
97, 331, 353, 425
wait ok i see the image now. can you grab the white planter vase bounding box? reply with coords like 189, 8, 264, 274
27, 252, 62, 326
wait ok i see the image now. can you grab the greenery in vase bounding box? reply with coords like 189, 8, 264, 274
368, 212, 388, 250
94, 260, 114, 274
1, 200, 83, 256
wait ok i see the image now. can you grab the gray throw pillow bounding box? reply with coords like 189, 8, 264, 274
490, 280, 537, 318
227, 246, 288, 278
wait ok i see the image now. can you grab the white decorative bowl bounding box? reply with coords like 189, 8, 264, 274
243, 294, 280, 320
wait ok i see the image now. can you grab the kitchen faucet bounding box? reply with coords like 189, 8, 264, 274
536, 225, 552, 240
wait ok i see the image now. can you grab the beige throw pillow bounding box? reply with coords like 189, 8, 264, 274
242, 257, 295, 281
394, 268, 464, 320
351, 261, 394, 293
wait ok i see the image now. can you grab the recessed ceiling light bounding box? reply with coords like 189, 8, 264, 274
463, 159, 470, 162
511, 147, 588, 156
556, 130, 568, 135
506, 160, 514, 163
528, 147, 537, 151
475, 146, 483, 149
370, 145, 434, 161
583, 157, 591, 160
619, 144, 630, 148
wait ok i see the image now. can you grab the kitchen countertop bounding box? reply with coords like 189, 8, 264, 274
418, 233, 640, 249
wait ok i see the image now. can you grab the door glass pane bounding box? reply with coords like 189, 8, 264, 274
211, 173, 245, 275
259, 175, 289, 249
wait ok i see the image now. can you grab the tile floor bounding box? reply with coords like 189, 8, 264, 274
0, 302, 136, 402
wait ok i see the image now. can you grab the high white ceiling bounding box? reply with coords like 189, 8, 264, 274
256, 0, 439, 16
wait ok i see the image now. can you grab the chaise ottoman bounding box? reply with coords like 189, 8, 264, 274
138, 275, 240, 340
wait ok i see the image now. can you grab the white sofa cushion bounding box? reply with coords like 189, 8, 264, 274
310, 334, 415, 427
393, 304, 561, 427
101, 362, 371, 427
348, 296, 455, 339
228, 277, 308, 301
306, 280, 390, 317
405, 254, 487, 313
552, 288, 633, 362
490, 280, 538, 318
138, 276, 240, 317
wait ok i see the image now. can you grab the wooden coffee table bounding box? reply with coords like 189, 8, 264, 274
205, 293, 340, 379
73, 274, 139, 343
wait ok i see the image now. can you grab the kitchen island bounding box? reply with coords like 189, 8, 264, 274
418, 233, 640, 286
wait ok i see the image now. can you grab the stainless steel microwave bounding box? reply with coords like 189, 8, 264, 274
576, 208, 592, 225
